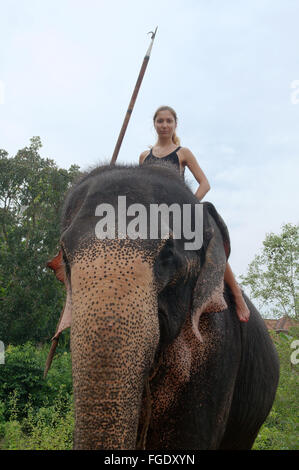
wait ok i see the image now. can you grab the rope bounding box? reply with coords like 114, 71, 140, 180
136, 352, 164, 449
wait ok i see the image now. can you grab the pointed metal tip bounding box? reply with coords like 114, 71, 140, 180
148, 26, 158, 40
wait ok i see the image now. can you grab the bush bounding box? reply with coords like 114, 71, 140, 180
0, 341, 72, 421
253, 328, 299, 450
0, 401, 5, 438
0, 342, 73, 450
2, 391, 74, 450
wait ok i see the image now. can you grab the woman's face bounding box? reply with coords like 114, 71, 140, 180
154, 110, 177, 139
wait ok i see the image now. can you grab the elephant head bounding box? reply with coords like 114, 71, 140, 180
46, 163, 231, 450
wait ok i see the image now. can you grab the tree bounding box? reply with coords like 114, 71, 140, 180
240, 223, 299, 319
0, 137, 80, 345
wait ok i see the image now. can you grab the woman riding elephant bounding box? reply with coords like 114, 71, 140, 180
45, 149, 279, 449
139, 105, 250, 322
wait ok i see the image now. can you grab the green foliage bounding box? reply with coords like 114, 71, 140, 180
253, 328, 299, 450
2, 392, 74, 450
0, 401, 5, 438
0, 137, 81, 345
0, 342, 73, 450
240, 223, 299, 319
0, 342, 72, 421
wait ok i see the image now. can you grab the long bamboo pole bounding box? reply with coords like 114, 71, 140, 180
110, 27, 158, 165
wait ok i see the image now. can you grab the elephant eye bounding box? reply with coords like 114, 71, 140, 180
159, 238, 175, 263
154, 238, 180, 289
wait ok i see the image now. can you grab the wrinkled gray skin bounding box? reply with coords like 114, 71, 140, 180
49, 163, 279, 450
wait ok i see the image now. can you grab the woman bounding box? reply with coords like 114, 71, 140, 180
139, 105, 250, 322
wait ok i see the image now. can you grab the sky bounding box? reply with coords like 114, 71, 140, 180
1, 0, 298, 311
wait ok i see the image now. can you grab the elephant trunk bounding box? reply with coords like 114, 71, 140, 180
70, 254, 159, 450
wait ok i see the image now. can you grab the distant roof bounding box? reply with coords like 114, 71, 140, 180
264, 316, 298, 332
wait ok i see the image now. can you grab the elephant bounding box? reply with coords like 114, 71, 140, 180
45, 161, 279, 450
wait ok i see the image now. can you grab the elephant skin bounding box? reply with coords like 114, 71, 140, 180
47, 162, 279, 450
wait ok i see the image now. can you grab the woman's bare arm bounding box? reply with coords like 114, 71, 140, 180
139, 151, 149, 165
180, 148, 211, 201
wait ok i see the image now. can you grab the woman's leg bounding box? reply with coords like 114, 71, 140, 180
224, 262, 250, 322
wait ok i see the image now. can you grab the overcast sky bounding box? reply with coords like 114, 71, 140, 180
1, 0, 298, 308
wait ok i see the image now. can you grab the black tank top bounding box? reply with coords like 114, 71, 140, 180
143, 146, 183, 176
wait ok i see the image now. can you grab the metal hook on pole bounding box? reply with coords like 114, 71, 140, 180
110, 27, 158, 165
148, 26, 158, 40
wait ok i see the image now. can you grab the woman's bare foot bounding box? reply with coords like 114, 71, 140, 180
235, 293, 250, 322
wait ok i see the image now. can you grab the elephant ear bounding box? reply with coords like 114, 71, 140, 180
191, 202, 231, 338
44, 250, 72, 378
202, 202, 230, 259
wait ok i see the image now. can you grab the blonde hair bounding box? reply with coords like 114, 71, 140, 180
153, 105, 181, 146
